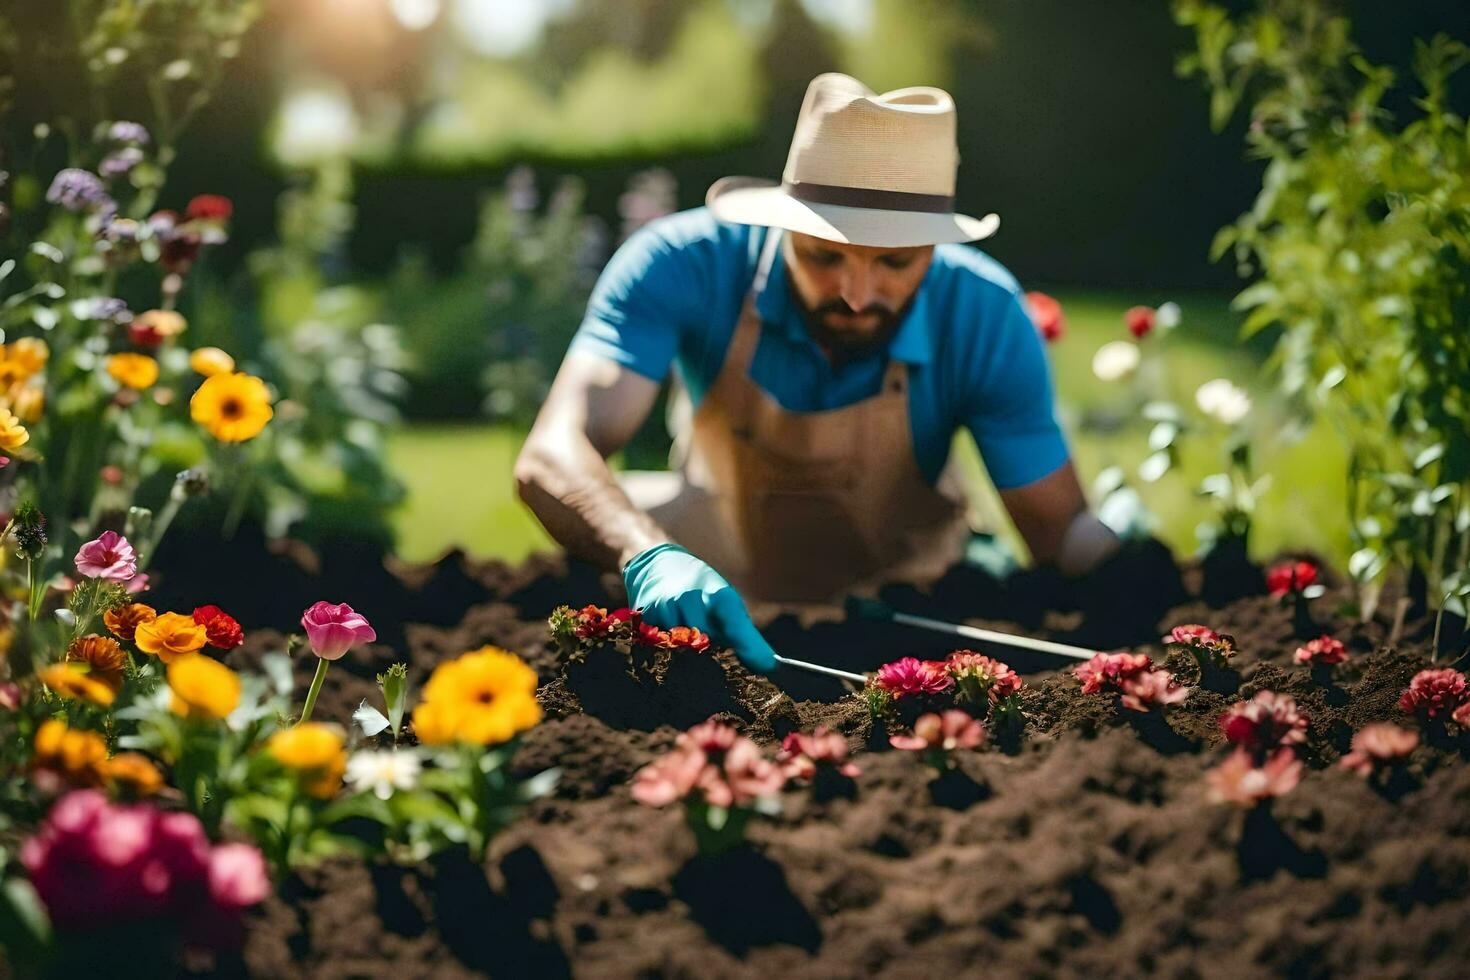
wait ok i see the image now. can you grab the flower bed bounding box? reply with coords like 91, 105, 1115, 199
141, 547, 1470, 978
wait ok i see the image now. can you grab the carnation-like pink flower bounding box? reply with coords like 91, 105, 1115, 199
1397, 668, 1468, 719
207, 843, 270, 909
1266, 560, 1318, 597
1455, 701, 1470, 730
1118, 669, 1190, 712
300, 601, 377, 661
779, 727, 861, 780
890, 709, 986, 753
1340, 723, 1418, 777
1163, 624, 1219, 646
683, 719, 739, 754
1163, 624, 1237, 663
1294, 635, 1347, 666
873, 657, 954, 699
709, 738, 788, 807
1220, 691, 1308, 752
74, 530, 137, 581
947, 651, 1023, 702
1074, 651, 1151, 695
1206, 747, 1302, 806
632, 719, 787, 810
630, 744, 707, 807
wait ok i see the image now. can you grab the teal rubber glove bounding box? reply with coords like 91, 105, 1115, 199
622, 543, 778, 674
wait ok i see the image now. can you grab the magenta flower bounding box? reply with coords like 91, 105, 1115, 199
778, 727, 861, 780
1220, 691, 1308, 753
74, 530, 138, 581
1294, 635, 1347, 666
300, 601, 377, 661
873, 657, 954, 699
1206, 747, 1302, 806
1118, 669, 1190, 712
207, 843, 271, 909
1340, 724, 1418, 777
1074, 651, 1151, 695
1398, 668, 1468, 719
890, 709, 986, 753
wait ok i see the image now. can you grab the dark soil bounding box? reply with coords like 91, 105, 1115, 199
167, 541, 1470, 979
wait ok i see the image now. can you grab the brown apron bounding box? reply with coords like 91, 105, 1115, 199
646, 232, 972, 606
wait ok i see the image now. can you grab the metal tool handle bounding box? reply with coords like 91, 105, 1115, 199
847, 596, 1096, 662
772, 654, 868, 684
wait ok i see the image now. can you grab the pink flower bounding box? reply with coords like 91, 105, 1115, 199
1074, 652, 1151, 695
1118, 669, 1190, 712
1294, 635, 1347, 666
1340, 723, 1418, 777
1025, 291, 1065, 343
1206, 747, 1302, 806
682, 719, 739, 754
1164, 624, 1218, 646
713, 738, 788, 807
631, 744, 707, 807
0, 682, 19, 711
890, 710, 986, 753
125, 572, 150, 594
299, 601, 377, 661
207, 843, 270, 909
1266, 560, 1318, 597
632, 719, 788, 809
74, 530, 137, 581
1220, 691, 1308, 752
947, 651, 1023, 702
1124, 305, 1155, 339
873, 657, 954, 699
1455, 701, 1470, 729
779, 727, 861, 780
1162, 624, 1237, 663
1398, 668, 1468, 719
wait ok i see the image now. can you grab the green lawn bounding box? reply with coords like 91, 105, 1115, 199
387, 289, 1350, 567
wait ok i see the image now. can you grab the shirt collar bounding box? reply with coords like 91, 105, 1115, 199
753, 228, 934, 366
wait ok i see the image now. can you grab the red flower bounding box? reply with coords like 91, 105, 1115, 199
873, 657, 954, 699
1118, 669, 1189, 712
889, 709, 986, 753
128, 320, 163, 348
1025, 291, 1065, 343
636, 623, 711, 652
1074, 651, 1151, 695
1294, 635, 1347, 666
1220, 691, 1308, 753
100, 465, 125, 486
1266, 560, 1318, 597
186, 194, 233, 222
192, 605, 244, 650
1397, 668, 1468, 719
573, 605, 639, 640
1340, 723, 1418, 776
778, 727, 861, 780
1206, 747, 1302, 806
1124, 305, 1155, 339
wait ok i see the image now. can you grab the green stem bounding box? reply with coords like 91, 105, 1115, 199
221, 446, 255, 540
26, 559, 43, 623
298, 657, 329, 725
136, 492, 183, 571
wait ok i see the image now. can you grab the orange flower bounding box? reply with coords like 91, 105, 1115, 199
38, 663, 116, 707
131, 309, 186, 341
267, 724, 347, 798
134, 611, 207, 663
104, 602, 158, 642
190, 372, 272, 442
103, 752, 165, 796
106, 353, 160, 390
33, 720, 107, 786
65, 634, 128, 692
167, 654, 241, 720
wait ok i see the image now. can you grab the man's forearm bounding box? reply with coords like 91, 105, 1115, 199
514, 431, 669, 571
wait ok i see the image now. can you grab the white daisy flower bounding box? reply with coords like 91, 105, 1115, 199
346, 748, 423, 800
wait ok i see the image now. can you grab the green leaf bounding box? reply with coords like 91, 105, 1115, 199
0, 875, 51, 961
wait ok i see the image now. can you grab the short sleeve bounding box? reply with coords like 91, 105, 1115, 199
964, 292, 1071, 490
569, 222, 704, 383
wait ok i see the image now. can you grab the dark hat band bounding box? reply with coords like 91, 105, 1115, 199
782, 180, 954, 214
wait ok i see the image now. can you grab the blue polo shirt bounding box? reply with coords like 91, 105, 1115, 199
570, 208, 1069, 490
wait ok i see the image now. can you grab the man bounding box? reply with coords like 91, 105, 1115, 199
516, 73, 1136, 674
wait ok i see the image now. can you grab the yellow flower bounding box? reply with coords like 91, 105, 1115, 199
7, 338, 48, 379
106, 352, 160, 390
0, 407, 29, 451
267, 724, 347, 798
189, 347, 236, 377
6, 384, 45, 423
190, 372, 273, 442
33, 720, 108, 786
413, 646, 541, 747
104, 602, 157, 642
167, 654, 241, 720
39, 663, 116, 707
135, 611, 208, 663
133, 309, 187, 339
103, 752, 165, 797
65, 634, 128, 692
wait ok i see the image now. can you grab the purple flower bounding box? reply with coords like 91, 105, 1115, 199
75, 530, 138, 581
100, 147, 145, 178
46, 169, 110, 212
73, 296, 132, 324
300, 601, 377, 661
107, 121, 151, 145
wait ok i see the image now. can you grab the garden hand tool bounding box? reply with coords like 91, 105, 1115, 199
623, 542, 778, 673
847, 596, 1096, 662
770, 654, 868, 685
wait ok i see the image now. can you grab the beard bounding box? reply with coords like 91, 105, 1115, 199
794, 295, 911, 364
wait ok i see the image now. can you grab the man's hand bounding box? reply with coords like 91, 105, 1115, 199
623, 543, 777, 674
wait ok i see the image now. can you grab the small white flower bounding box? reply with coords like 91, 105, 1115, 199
346, 749, 422, 800
1156, 301, 1181, 330
1195, 378, 1252, 425
1092, 341, 1141, 382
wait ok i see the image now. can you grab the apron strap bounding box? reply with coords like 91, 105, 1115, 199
723, 229, 784, 379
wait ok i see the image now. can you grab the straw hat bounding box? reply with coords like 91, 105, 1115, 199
707, 73, 999, 248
